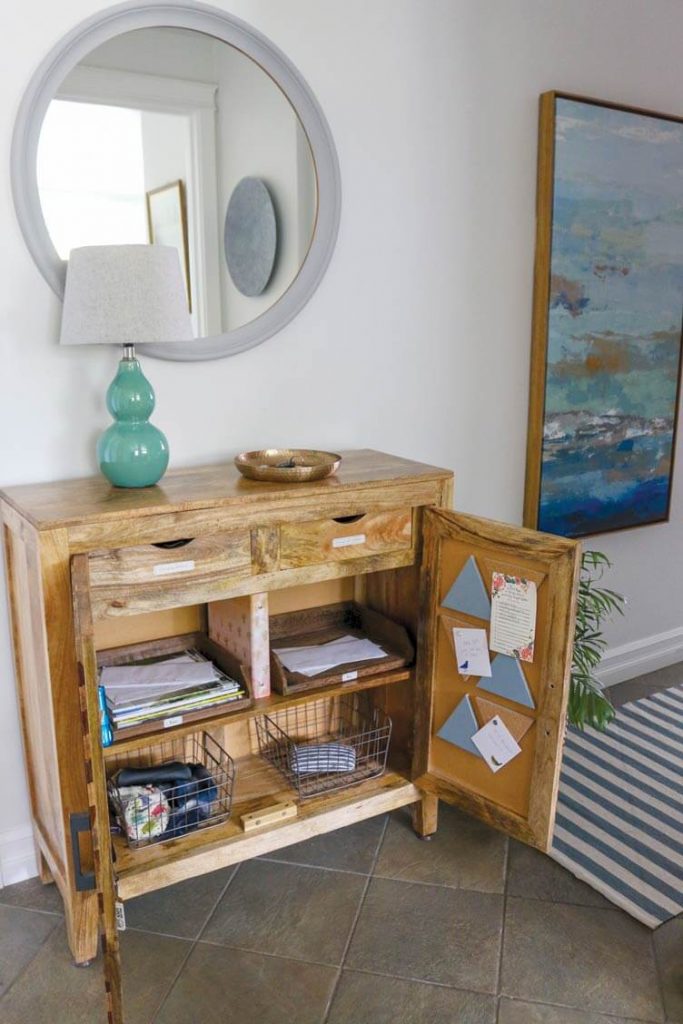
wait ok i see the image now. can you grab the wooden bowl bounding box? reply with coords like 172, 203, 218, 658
235, 449, 342, 483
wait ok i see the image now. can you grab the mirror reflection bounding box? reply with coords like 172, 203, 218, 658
37, 28, 318, 338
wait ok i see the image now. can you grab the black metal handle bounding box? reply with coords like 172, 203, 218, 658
69, 812, 96, 892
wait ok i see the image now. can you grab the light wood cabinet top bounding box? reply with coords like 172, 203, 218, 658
0, 449, 452, 531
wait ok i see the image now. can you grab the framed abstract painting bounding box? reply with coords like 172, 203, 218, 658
524, 92, 683, 538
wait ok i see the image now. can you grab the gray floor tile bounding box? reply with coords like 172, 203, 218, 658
0, 877, 64, 916
156, 943, 337, 1024
201, 859, 366, 965
498, 998, 660, 1023
0, 923, 190, 1024
507, 839, 611, 908
260, 815, 387, 873
125, 866, 236, 938
501, 897, 665, 1021
0, 905, 58, 996
374, 804, 506, 892
327, 969, 496, 1023
654, 915, 683, 1023
345, 877, 502, 992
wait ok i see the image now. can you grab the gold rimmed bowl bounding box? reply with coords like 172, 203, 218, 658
234, 449, 342, 483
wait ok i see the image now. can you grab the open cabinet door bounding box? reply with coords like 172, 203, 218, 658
414, 509, 580, 852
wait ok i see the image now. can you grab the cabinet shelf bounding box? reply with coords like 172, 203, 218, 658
104, 666, 413, 757
113, 756, 417, 900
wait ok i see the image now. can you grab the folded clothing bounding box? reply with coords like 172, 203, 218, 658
289, 742, 357, 776
114, 762, 218, 843
118, 785, 170, 842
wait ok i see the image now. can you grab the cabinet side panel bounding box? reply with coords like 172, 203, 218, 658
38, 530, 96, 890
3, 523, 65, 871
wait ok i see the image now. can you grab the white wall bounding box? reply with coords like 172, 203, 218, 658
214, 40, 315, 329
1, 0, 682, 882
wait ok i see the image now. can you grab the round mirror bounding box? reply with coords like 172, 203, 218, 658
12, 5, 341, 361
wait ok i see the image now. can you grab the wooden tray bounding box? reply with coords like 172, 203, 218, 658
269, 602, 414, 695
97, 632, 253, 742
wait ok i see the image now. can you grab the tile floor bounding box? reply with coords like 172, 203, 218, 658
0, 670, 680, 1024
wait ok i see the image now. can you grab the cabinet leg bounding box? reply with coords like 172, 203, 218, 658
38, 851, 54, 885
65, 891, 100, 966
411, 793, 438, 839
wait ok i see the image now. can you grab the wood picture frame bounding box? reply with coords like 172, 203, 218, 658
146, 178, 192, 312
524, 92, 683, 538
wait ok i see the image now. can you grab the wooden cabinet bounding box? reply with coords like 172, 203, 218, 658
1, 450, 580, 1024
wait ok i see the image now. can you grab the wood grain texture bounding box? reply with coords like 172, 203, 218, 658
114, 766, 419, 900
280, 508, 412, 569
0, 450, 453, 983
524, 91, 557, 529
1, 450, 451, 532
71, 554, 123, 1023
88, 547, 418, 621
414, 508, 580, 852
88, 530, 251, 588
39, 528, 100, 963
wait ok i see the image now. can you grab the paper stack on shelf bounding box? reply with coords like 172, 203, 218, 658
100, 650, 246, 730
272, 634, 387, 677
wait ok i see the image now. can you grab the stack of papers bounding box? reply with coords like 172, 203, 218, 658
100, 651, 246, 729
273, 634, 387, 677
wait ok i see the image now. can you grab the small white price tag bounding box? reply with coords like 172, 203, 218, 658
332, 534, 366, 549
163, 715, 183, 729
115, 901, 126, 931
341, 670, 358, 683
153, 560, 195, 576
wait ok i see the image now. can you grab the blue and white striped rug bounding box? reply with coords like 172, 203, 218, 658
551, 683, 683, 929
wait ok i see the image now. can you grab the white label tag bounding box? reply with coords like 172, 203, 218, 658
163, 715, 183, 729
153, 560, 195, 576
332, 534, 366, 549
341, 670, 358, 682
115, 901, 126, 931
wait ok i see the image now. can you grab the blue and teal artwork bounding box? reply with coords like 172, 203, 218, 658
442, 556, 490, 620
534, 96, 683, 538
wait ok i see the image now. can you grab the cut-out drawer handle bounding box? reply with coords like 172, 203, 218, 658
332, 514, 366, 525
152, 538, 194, 550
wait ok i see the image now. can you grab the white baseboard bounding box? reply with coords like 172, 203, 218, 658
0, 824, 38, 887
599, 626, 683, 688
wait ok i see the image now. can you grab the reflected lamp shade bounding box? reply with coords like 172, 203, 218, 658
59, 245, 193, 489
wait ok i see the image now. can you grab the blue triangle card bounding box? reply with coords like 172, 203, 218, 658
477, 654, 535, 709
442, 556, 491, 621
436, 695, 483, 758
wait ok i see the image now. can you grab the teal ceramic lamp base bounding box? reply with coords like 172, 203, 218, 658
97, 345, 169, 488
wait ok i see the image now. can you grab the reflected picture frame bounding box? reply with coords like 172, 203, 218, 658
146, 179, 192, 312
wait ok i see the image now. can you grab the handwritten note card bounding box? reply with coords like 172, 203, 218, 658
471, 715, 522, 773
490, 573, 537, 663
453, 628, 492, 677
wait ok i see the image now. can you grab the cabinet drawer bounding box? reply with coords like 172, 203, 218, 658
88, 531, 252, 588
279, 509, 413, 569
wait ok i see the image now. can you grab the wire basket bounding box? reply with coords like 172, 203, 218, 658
255, 692, 392, 800
107, 731, 235, 849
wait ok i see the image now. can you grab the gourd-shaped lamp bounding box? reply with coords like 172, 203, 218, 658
60, 245, 193, 488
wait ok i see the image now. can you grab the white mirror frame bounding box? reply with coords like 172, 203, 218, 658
11, 0, 341, 361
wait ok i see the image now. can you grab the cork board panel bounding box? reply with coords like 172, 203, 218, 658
429, 540, 553, 818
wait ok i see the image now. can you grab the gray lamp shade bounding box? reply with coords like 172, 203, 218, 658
59, 245, 194, 346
